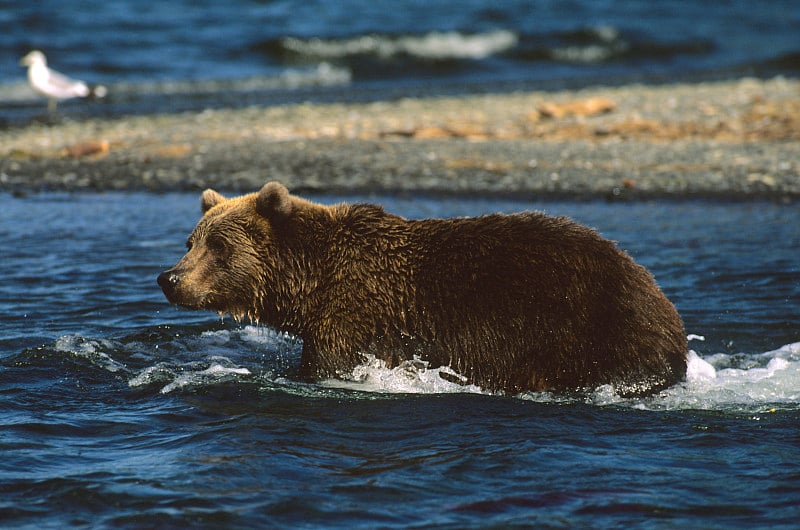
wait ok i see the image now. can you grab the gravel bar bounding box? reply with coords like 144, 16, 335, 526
2, 77, 798, 200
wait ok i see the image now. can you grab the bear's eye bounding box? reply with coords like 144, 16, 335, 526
206, 234, 227, 254
185, 238, 193, 250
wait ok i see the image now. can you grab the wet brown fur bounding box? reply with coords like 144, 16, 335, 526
158, 182, 687, 396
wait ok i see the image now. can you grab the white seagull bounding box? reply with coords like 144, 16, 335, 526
20, 50, 107, 111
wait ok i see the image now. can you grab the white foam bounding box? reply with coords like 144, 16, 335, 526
158, 363, 251, 394
282, 30, 518, 61
238, 326, 301, 348
128, 355, 252, 394
278, 62, 351, 88
322, 355, 487, 395
551, 25, 629, 63
126, 324, 800, 411
127, 362, 176, 388
615, 341, 800, 411
326, 341, 800, 408
685, 350, 717, 381
55, 334, 127, 373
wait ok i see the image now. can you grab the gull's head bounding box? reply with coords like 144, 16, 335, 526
20, 50, 46, 67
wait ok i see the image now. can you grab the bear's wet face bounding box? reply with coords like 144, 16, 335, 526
158, 191, 273, 322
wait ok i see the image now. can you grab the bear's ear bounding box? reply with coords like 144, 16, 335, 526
256, 181, 293, 223
201, 189, 226, 213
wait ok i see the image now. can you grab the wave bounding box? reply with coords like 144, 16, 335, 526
259, 26, 714, 69
129, 357, 254, 394
511, 25, 716, 65
53, 335, 129, 374
17, 328, 799, 413
273, 29, 518, 61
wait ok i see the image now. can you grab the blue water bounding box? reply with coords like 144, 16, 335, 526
2, 0, 799, 123
2, 192, 799, 528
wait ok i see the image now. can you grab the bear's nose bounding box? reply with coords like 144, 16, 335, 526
157, 271, 180, 294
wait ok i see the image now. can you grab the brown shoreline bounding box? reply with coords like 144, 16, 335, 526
2, 77, 798, 200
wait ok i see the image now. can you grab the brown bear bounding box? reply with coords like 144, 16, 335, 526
158, 182, 687, 396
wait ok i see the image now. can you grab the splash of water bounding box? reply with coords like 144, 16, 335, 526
47, 325, 797, 411
54, 335, 128, 373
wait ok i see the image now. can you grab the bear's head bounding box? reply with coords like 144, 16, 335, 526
157, 181, 328, 325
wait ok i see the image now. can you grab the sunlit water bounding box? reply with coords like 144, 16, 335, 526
1, 192, 799, 528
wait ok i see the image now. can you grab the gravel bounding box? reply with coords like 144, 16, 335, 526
2, 77, 798, 200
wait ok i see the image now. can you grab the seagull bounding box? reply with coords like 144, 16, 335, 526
20, 50, 107, 111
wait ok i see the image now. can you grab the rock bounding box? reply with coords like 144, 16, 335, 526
61, 140, 109, 159
538, 98, 616, 119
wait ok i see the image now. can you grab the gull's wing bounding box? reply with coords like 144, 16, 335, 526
43, 67, 89, 98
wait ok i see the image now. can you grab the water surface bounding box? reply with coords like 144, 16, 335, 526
1, 193, 799, 528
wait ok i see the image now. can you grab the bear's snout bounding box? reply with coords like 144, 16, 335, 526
157, 270, 181, 300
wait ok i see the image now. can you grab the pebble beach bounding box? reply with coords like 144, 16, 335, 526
2, 77, 798, 200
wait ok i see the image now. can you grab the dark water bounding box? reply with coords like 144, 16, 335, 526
2, 0, 799, 123
2, 192, 799, 528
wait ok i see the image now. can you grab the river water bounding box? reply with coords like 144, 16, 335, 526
1, 192, 799, 528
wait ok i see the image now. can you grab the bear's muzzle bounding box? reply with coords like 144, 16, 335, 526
157, 270, 181, 303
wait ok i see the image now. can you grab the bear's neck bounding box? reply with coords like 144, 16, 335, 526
278, 204, 417, 348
